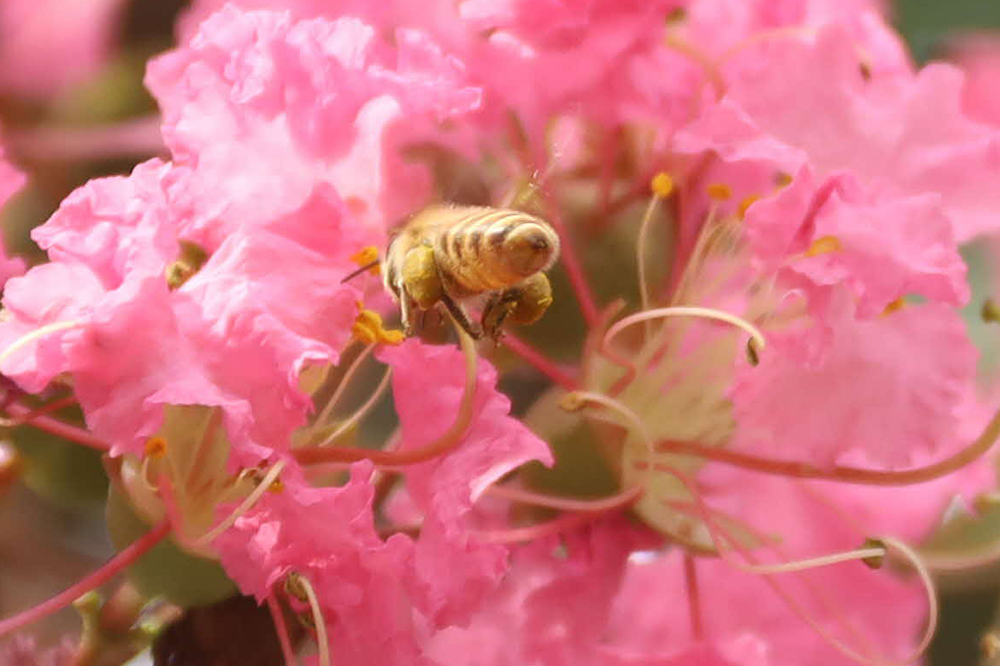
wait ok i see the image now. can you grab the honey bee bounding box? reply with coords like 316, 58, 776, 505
383, 205, 560, 340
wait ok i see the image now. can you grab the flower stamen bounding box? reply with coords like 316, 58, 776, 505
352, 305, 404, 346
314, 342, 375, 426
805, 235, 842, 257
656, 400, 1000, 486
661, 462, 936, 666
313, 365, 392, 448
294, 322, 478, 467
195, 459, 286, 545
559, 390, 655, 451
0, 319, 85, 368
285, 572, 329, 666
605, 306, 766, 359
705, 183, 732, 201
484, 483, 643, 512
637, 173, 675, 332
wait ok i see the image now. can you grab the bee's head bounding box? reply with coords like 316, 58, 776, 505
504, 222, 559, 277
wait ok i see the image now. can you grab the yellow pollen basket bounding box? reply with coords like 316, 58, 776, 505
352, 303, 405, 345
805, 235, 842, 257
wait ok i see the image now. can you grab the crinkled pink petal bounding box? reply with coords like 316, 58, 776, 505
148, 7, 481, 232
31, 160, 180, 286
425, 517, 654, 666
681, 0, 899, 67
174, 226, 360, 463
0, 163, 364, 458
745, 166, 968, 318
378, 338, 553, 626
699, 450, 994, 561
521, 519, 656, 666
215, 461, 429, 666
947, 33, 1000, 128
605, 549, 922, 666
731, 297, 977, 466
0, 262, 108, 392
675, 24, 1000, 240
0, 0, 126, 97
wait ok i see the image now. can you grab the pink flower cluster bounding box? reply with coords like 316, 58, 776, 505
2, 1, 1000, 665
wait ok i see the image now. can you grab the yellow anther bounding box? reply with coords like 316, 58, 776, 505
144, 437, 168, 460
805, 235, 842, 257
983, 298, 1000, 324
737, 194, 760, 220
706, 183, 732, 201
350, 246, 381, 275
268, 477, 285, 493
650, 172, 674, 199
882, 297, 906, 316
352, 305, 404, 345
774, 172, 793, 188
746, 339, 761, 367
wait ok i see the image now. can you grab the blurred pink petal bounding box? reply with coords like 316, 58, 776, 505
0, 0, 127, 97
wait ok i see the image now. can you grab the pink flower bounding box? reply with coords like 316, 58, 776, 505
1, 4, 998, 666
745, 166, 968, 319
674, 24, 1000, 241
0, 0, 127, 98
731, 297, 977, 465
947, 33, 1000, 128
214, 462, 428, 666
148, 6, 481, 232
379, 339, 554, 625
0, 161, 365, 459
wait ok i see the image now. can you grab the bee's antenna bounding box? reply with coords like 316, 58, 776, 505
341, 259, 380, 284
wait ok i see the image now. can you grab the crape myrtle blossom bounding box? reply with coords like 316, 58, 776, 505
1, 2, 1000, 666
0, 0, 128, 99
0, 7, 553, 666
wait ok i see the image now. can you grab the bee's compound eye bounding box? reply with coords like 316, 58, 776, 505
504, 224, 557, 277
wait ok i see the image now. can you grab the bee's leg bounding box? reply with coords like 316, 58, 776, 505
482, 274, 554, 341
399, 295, 418, 336
481, 291, 517, 343
440, 292, 483, 340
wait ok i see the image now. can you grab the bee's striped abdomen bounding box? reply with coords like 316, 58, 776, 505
432, 207, 556, 294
